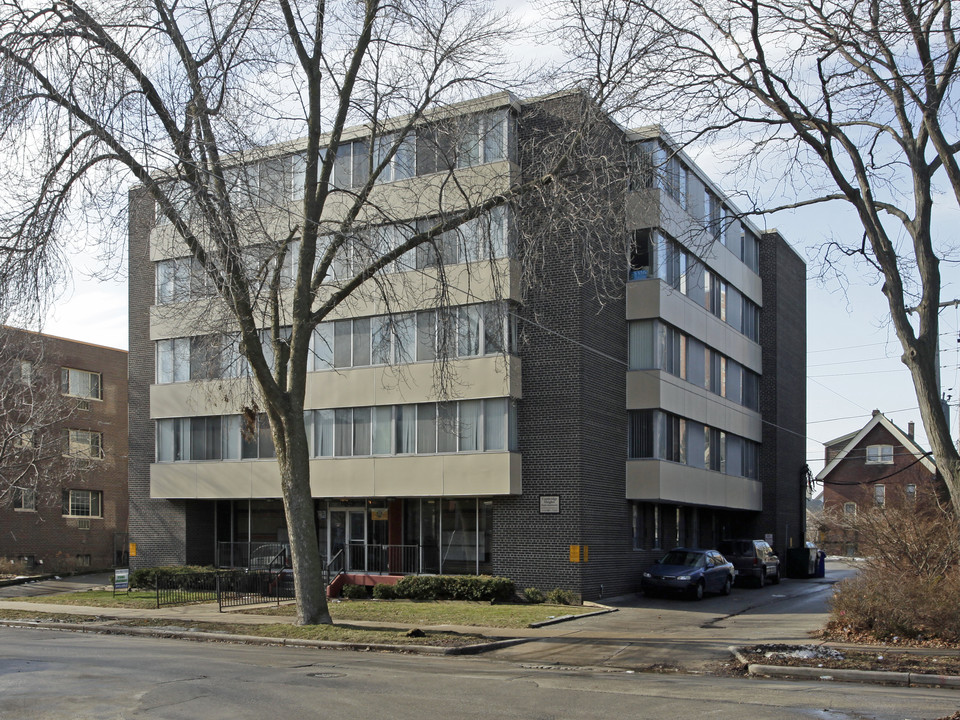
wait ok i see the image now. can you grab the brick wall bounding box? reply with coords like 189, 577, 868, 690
0, 328, 128, 572
757, 231, 807, 553
127, 186, 188, 569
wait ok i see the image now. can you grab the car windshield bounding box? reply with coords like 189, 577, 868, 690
660, 551, 705, 567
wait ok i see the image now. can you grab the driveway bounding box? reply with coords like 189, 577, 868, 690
0, 572, 113, 598
488, 561, 858, 673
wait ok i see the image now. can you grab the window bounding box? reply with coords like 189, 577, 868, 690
906, 483, 917, 502
61, 368, 101, 400
843, 502, 857, 515
13, 487, 36, 511
706, 190, 725, 244
741, 229, 760, 273
874, 484, 886, 507
866, 445, 894, 464
66, 430, 103, 459
17, 360, 32, 384
62, 489, 102, 517
155, 257, 212, 304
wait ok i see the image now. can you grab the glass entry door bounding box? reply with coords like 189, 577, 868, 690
330, 509, 366, 572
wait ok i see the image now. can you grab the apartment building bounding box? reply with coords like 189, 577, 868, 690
127, 91, 805, 598
0, 327, 128, 572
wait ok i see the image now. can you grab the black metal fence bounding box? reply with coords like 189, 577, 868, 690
154, 570, 295, 611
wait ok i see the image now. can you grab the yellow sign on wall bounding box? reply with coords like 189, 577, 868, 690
129, 542, 137, 557
569, 545, 589, 562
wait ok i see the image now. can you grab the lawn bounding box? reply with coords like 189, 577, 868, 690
246, 599, 594, 628
0, 590, 596, 628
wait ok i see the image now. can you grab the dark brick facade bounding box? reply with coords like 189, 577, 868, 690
757, 231, 808, 553
0, 327, 128, 572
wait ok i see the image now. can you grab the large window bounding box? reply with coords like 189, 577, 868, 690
62, 489, 102, 517
628, 410, 757, 480
310, 302, 516, 371
61, 368, 101, 400
157, 400, 517, 463
156, 334, 245, 383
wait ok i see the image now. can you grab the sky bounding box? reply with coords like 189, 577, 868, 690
32, 0, 960, 483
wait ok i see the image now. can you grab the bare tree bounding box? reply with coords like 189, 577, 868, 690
545, 0, 960, 515
0, 327, 84, 512
0, 0, 648, 624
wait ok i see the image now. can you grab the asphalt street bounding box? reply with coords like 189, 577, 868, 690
2, 625, 957, 720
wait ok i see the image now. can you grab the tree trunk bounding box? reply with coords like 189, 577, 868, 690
277, 413, 330, 625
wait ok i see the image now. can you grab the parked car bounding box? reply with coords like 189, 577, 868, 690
641, 548, 735, 600
718, 539, 780, 587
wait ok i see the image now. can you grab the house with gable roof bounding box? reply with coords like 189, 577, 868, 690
815, 409, 941, 555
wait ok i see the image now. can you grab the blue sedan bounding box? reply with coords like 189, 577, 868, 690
641, 548, 735, 600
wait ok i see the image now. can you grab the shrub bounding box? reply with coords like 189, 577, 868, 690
829, 565, 960, 642
340, 583, 369, 600
392, 575, 515, 602
129, 565, 216, 589
545, 588, 579, 606
372, 583, 397, 600
522, 587, 545, 604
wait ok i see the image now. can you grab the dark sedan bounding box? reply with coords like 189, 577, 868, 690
641, 548, 735, 600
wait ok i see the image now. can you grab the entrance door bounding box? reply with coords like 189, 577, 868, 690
329, 509, 366, 572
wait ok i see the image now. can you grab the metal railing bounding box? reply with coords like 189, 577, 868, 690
153, 569, 294, 610
155, 571, 219, 608
339, 543, 419, 574
218, 569, 294, 610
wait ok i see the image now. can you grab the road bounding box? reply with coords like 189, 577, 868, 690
489, 564, 861, 673
1, 626, 957, 720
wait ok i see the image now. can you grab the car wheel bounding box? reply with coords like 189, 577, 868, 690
691, 581, 705, 601
757, 570, 766, 588
721, 576, 732, 596
772, 567, 781, 585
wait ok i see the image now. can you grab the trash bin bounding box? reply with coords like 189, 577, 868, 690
816, 549, 826, 578
785, 547, 815, 578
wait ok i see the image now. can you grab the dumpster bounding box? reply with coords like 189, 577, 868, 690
786, 546, 817, 578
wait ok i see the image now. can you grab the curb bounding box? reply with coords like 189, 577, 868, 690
529, 608, 617, 628
729, 647, 960, 687
0, 618, 531, 656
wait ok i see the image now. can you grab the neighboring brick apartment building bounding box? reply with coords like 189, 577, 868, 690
815, 409, 940, 555
127, 92, 806, 598
0, 327, 128, 572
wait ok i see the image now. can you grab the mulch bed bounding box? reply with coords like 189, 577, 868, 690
738, 643, 960, 675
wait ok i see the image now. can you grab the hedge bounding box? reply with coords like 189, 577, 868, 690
128, 565, 217, 589
392, 574, 515, 602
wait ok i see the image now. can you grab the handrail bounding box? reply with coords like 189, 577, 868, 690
323, 549, 345, 586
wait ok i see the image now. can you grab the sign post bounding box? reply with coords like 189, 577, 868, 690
114, 568, 129, 597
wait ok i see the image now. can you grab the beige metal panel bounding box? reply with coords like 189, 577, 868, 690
441, 452, 521, 496
305, 354, 519, 409
150, 463, 198, 498
195, 462, 254, 498
625, 459, 762, 511
307, 459, 376, 497
150, 379, 257, 418
371, 456, 446, 496
626, 188, 662, 229
250, 462, 284, 497
626, 371, 763, 440
705, 238, 762, 305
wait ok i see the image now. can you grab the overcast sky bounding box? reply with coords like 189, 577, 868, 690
33, 0, 960, 481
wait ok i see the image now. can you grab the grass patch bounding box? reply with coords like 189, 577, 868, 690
246, 599, 593, 628
0, 590, 161, 609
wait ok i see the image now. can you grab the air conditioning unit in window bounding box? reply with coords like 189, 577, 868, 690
78, 518, 91, 530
